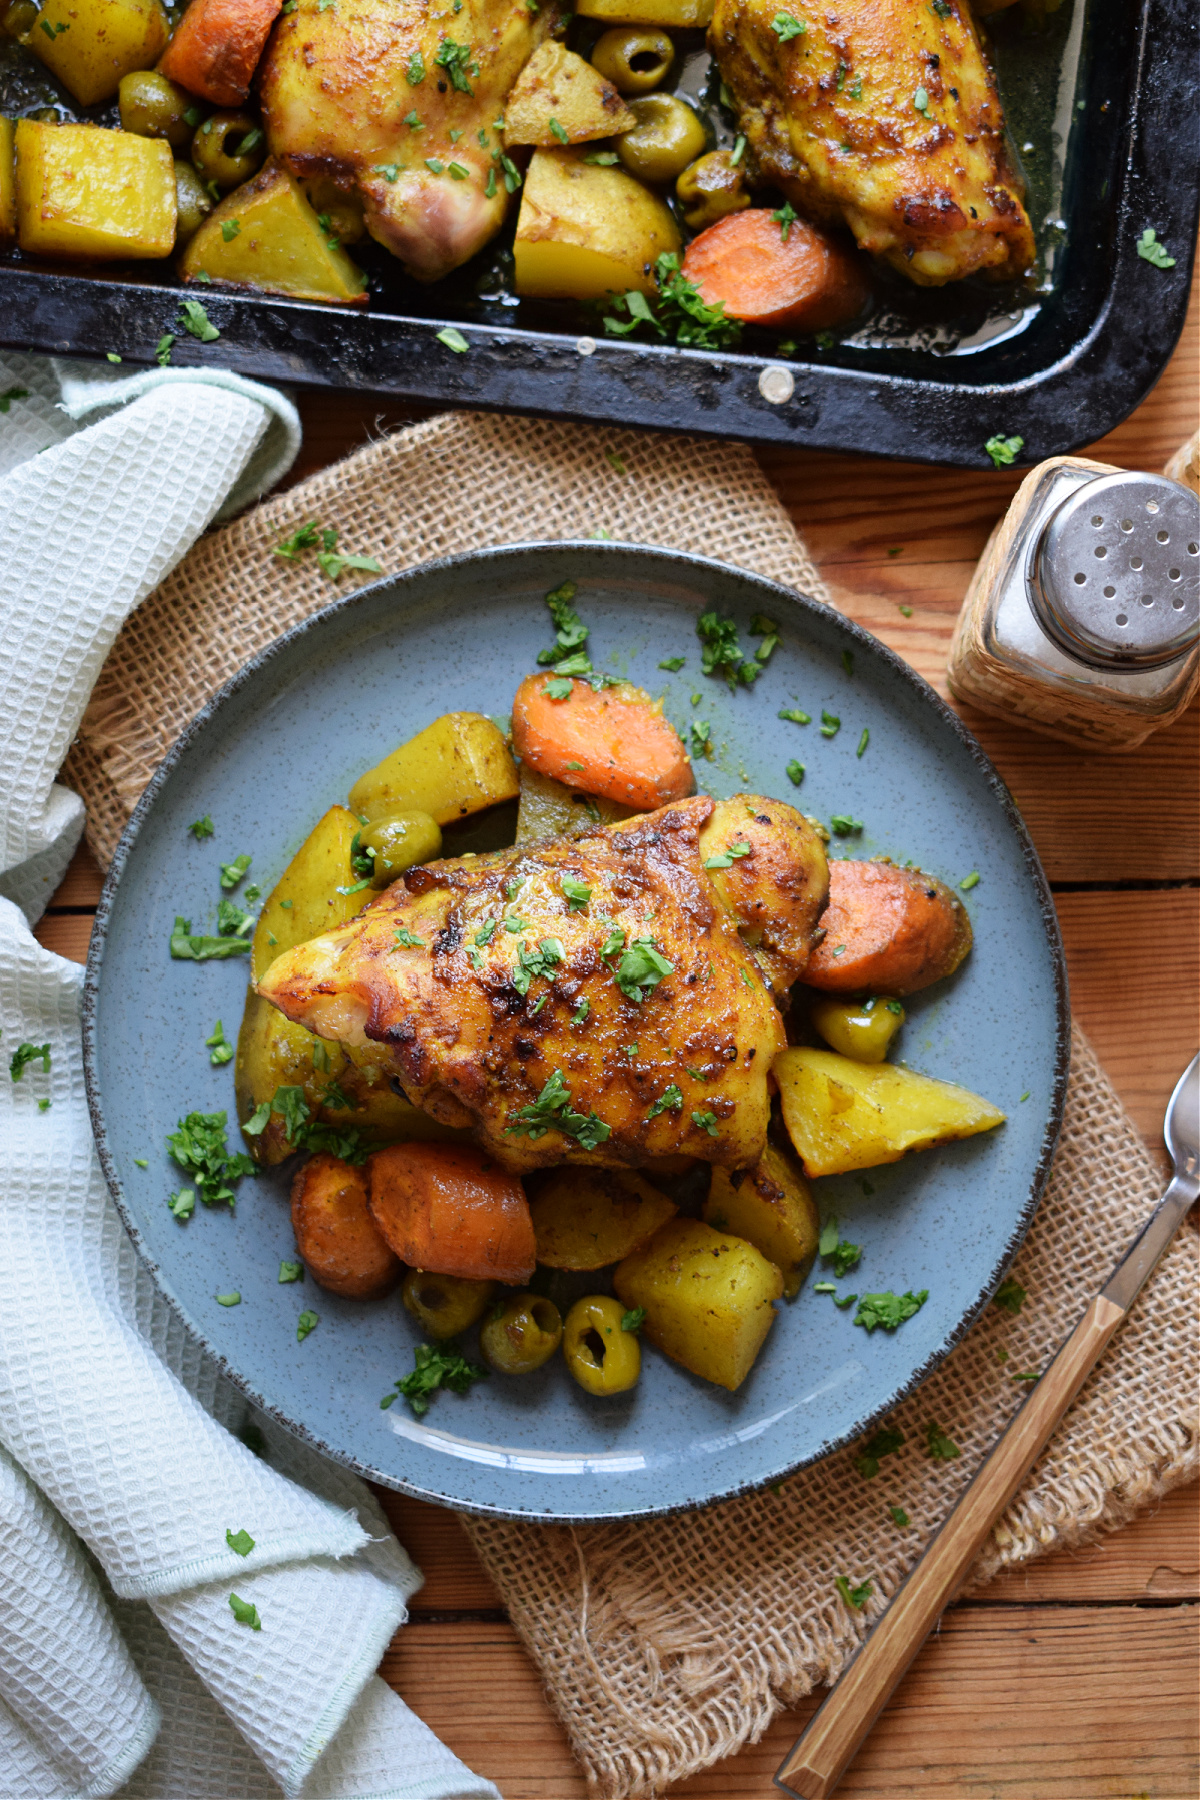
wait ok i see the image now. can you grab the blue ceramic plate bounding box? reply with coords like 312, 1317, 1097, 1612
84, 544, 1068, 1521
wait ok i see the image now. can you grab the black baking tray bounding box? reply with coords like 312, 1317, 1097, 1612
0, 0, 1195, 466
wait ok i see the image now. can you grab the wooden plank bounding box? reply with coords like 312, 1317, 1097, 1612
380, 1605, 1199, 1799
44, 841, 104, 908
375, 1489, 501, 1612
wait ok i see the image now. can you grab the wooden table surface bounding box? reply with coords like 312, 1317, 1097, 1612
36, 263, 1199, 1799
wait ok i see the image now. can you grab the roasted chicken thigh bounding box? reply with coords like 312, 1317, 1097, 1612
709, 0, 1035, 285
257, 795, 829, 1173
260, 0, 555, 281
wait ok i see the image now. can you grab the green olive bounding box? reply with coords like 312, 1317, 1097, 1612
676, 148, 751, 231
119, 71, 195, 148
590, 27, 674, 95
562, 1295, 641, 1397
173, 160, 213, 246
480, 1292, 563, 1375
402, 1269, 496, 1341
616, 94, 707, 186
358, 810, 443, 887
810, 994, 905, 1063
191, 110, 266, 192
1, 0, 37, 40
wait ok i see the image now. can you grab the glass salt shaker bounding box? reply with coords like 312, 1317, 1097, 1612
947, 455, 1200, 750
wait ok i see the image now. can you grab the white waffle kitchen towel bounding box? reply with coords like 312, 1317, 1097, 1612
0, 354, 501, 1800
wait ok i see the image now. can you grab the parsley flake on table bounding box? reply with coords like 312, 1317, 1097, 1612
659, 655, 686, 671
228, 1593, 261, 1629
984, 433, 1023, 469
296, 1310, 319, 1342
216, 1292, 241, 1307
857, 728, 870, 758
647, 1084, 683, 1118
437, 327, 470, 353
834, 1575, 873, 1610
188, 815, 215, 840
1136, 227, 1176, 268
814, 1281, 838, 1296
387, 1341, 487, 1415
614, 937, 673, 1002
703, 840, 751, 870
505, 1069, 610, 1149
206, 1020, 234, 1066
226, 1527, 255, 1556
155, 334, 174, 367
168, 1188, 196, 1220
771, 9, 806, 37
854, 1289, 928, 1333
171, 917, 251, 962
925, 1420, 960, 1461
899, 604, 913, 617
561, 876, 592, 910
853, 1423, 905, 1478
779, 706, 811, 725
1012, 1369, 1041, 1382
691, 1110, 719, 1137
820, 709, 840, 738
278, 1260, 303, 1283
786, 759, 805, 786
178, 299, 220, 342
889, 1504, 910, 1527
10, 1042, 50, 1081
274, 522, 321, 560
830, 815, 863, 837
993, 1275, 1026, 1315
219, 854, 252, 890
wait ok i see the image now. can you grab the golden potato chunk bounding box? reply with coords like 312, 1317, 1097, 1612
576, 0, 712, 20
28, 0, 168, 106
349, 712, 519, 827
614, 1217, 783, 1391
530, 1167, 676, 1270
251, 804, 375, 985
810, 994, 905, 1063
291, 1152, 401, 1299
504, 42, 636, 147
513, 147, 681, 301
0, 118, 15, 249
702, 1142, 818, 1298
775, 1046, 1006, 1178
178, 162, 367, 305
15, 121, 175, 260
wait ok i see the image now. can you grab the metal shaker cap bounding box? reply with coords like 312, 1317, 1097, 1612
1029, 470, 1200, 670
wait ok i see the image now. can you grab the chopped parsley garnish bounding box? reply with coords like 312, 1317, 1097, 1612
0, 385, 29, 412
134, 1158, 149, 1168
435, 36, 478, 93
1019, 1089, 1031, 1102
405, 109, 423, 128
820, 709, 840, 738
690, 719, 713, 758
179, 299, 220, 343
889, 1504, 910, 1527
500, 153, 522, 193
168, 1188, 195, 1220
691, 1110, 719, 1137
217, 898, 254, 937
571, 1000, 589, 1025
1012, 1369, 1041, 1382
437, 327, 469, 353
853, 1423, 904, 1478
474, 918, 498, 948
10, 1042, 50, 1081
697, 609, 759, 688
771, 202, 799, 242
925, 1420, 960, 1461
513, 936, 564, 995
549, 116, 569, 143
960, 871, 980, 891
606, 449, 627, 476
561, 876, 592, 910
703, 840, 751, 870
216, 1291, 241, 1306
830, 815, 863, 837
243, 1085, 370, 1165
393, 926, 424, 948
206, 1020, 234, 1066
786, 760, 805, 786
274, 522, 322, 560
599, 923, 626, 958
819, 1217, 862, 1277
622, 1307, 646, 1333
583, 148, 619, 164
374, 163, 401, 182
771, 9, 806, 37
913, 84, 932, 117
659, 655, 686, 671
854, 1289, 928, 1332
993, 1275, 1026, 1315
537, 578, 589, 668
835, 1575, 873, 1610
407, 49, 425, 82
602, 251, 742, 352
226, 1527, 255, 1556
505, 1069, 610, 1149
614, 937, 673, 1003
229, 1593, 261, 1629
1136, 227, 1175, 268
779, 706, 810, 725
170, 917, 251, 961
220, 854, 252, 890
857, 728, 869, 758
385, 1341, 487, 1415
188, 815, 215, 839
278, 1260, 303, 1283
543, 676, 573, 701
167, 1111, 256, 1209
504, 916, 531, 933
984, 433, 1024, 469
155, 334, 174, 367
296, 1310, 318, 1342
448, 161, 469, 179
647, 1084, 683, 1118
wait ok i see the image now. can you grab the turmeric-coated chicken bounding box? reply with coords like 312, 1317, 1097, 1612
709, 0, 1035, 285
260, 0, 556, 282
257, 795, 828, 1174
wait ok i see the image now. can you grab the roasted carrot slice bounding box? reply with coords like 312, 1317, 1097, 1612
291, 1153, 400, 1299
512, 674, 693, 810
367, 1142, 536, 1285
804, 861, 972, 996
681, 210, 870, 332
159, 0, 282, 107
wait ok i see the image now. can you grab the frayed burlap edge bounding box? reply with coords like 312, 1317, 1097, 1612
461, 1024, 1198, 1798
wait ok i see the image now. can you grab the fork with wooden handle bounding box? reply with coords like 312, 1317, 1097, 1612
775, 1052, 1200, 1800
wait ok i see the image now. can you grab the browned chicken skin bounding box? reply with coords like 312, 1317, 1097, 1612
709, 0, 1035, 285
257, 795, 828, 1174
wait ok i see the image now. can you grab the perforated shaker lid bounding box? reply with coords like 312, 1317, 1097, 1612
1030, 470, 1200, 670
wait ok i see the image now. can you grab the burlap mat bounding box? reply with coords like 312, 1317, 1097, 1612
62, 408, 1198, 1798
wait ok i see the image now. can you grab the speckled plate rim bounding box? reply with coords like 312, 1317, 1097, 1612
82, 541, 1071, 1521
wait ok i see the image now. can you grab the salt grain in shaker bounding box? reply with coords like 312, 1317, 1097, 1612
947, 452, 1200, 750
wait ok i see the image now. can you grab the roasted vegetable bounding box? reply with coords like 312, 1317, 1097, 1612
15, 120, 175, 260
118, 70, 192, 147
810, 994, 905, 1062
615, 94, 707, 186
0, 117, 14, 248
401, 1268, 496, 1341
676, 148, 749, 231
702, 1142, 818, 1298
291, 1152, 400, 1298
480, 1292, 563, 1373
178, 161, 367, 304
349, 711, 519, 828
173, 159, 212, 245
358, 809, 442, 887
614, 1217, 782, 1391
590, 28, 674, 95
191, 109, 267, 191
503, 41, 635, 147
775, 1046, 1006, 1177
698, 794, 829, 989
301, 175, 365, 247
805, 861, 973, 995
513, 146, 681, 302
511, 673, 693, 809
367, 1142, 537, 1285
577, 0, 712, 23
28, 0, 168, 106
530, 1166, 676, 1270
562, 1295, 641, 1395
514, 763, 637, 847
158, 0, 282, 108
681, 210, 870, 331
251, 803, 374, 984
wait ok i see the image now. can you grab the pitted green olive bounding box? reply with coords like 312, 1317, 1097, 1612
676, 148, 751, 230
173, 161, 213, 246
562, 1295, 641, 1397
119, 71, 194, 148
590, 27, 674, 95
616, 94, 707, 186
480, 1292, 563, 1374
191, 110, 266, 192
358, 809, 442, 887
1, 0, 38, 40
810, 994, 905, 1062
402, 1269, 496, 1341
